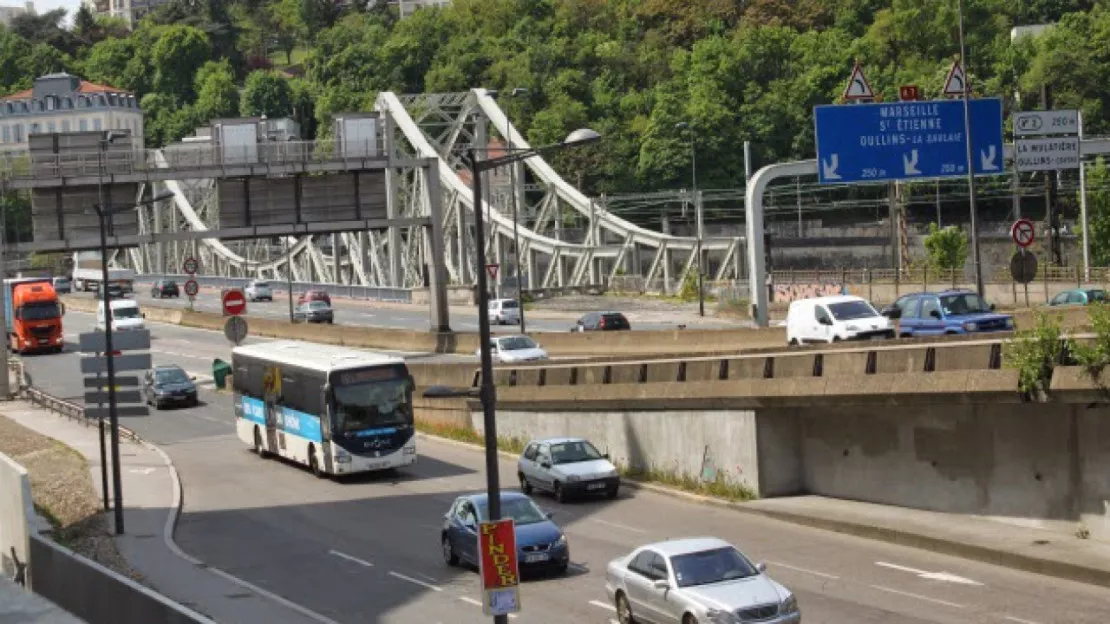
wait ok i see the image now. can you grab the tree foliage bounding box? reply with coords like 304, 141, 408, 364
923, 223, 969, 270
241, 70, 293, 117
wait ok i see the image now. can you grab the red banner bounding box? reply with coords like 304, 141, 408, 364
479, 519, 519, 590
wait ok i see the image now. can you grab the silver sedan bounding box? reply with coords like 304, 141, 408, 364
605, 537, 800, 624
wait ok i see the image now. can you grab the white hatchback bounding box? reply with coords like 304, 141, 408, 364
480, 335, 548, 363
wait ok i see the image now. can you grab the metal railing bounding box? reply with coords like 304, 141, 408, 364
133, 274, 413, 304
24, 386, 139, 443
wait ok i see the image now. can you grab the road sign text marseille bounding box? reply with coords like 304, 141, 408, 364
815, 98, 1003, 184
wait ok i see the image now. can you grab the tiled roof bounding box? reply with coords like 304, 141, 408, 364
1, 80, 133, 102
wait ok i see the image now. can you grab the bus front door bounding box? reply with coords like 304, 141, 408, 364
265, 402, 281, 453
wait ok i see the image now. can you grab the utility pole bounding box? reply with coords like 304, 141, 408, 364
1043, 84, 1062, 266
957, 0, 985, 297
0, 175, 8, 400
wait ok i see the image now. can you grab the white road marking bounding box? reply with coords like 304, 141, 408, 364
459, 597, 482, 607
875, 561, 982, 586
1003, 617, 1043, 624
767, 561, 840, 580
389, 570, 442, 591
128, 468, 156, 475
869, 585, 964, 609
589, 600, 616, 612
591, 518, 647, 534
328, 550, 373, 567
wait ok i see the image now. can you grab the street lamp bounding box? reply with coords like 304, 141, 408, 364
956, 0, 985, 298
493, 87, 530, 333
467, 126, 598, 624
674, 122, 705, 317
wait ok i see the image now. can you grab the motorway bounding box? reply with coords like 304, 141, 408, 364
20, 313, 1110, 623
111, 285, 741, 333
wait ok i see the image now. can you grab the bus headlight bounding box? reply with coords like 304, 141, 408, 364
403, 446, 416, 455
334, 449, 352, 463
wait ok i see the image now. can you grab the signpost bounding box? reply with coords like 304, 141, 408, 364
182, 257, 199, 275
222, 288, 246, 316
224, 315, 248, 346
1013, 110, 1079, 137
814, 98, 1005, 185
942, 60, 968, 97
478, 519, 520, 617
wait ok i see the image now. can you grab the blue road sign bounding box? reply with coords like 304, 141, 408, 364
814, 98, 1004, 184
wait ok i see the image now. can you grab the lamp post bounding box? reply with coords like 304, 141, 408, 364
956, 0, 985, 298
94, 131, 172, 534
468, 127, 599, 624
498, 87, 530, 333
675, 122, 704, 317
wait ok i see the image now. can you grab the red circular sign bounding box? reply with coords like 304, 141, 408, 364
222, 289, 246, 316
1011, 219, 1035, 248
183, 257, 199, 275
184, 280, 199, 297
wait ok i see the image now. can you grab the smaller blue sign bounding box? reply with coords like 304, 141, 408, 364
814, 98, 1005, 184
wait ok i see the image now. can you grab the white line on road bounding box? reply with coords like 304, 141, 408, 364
389, 570, 442, 591
766, 561, 840, 580
875, 561, 982, 586
875, 562, 929, 575
591, 518, 647, 534
589, 600, 616, 612
459, 597, 482, 607
328, 550, 374, 567
869, 585, 964, 609
1003, 616, 1043, 624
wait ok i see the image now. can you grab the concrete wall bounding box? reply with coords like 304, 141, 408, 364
1077, 408, 1110, 542
0, 451, 32, 585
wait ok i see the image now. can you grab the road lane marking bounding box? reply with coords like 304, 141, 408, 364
875, 561, 982, 586
1003, 617, 1042, 624
591, 518, 647, 534
389, 570, 442, 591
766, 561, 840, 580
869, 585, 964, 609
329, 550, 373, 567
459, 597, 482, 607
589, 600, 616, 612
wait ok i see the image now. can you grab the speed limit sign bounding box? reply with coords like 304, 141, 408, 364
183, 257, 199, 275
184, 279, 199, 297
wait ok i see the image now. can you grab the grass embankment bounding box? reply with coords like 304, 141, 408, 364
0, 415, 143, 582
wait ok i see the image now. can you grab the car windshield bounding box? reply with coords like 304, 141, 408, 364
477, 497, 547, 526
1089, 290, 1107, 302
309, 301, 329, 310
499, 336, 537, 351
332, 377, 413, 433
828, 300, 879, 320
155, 368, 190, 385
112, 306, 140, 320
20, 301, 61, 321
670, 547, 759, 588
550, 440, 603, 464
163, 281, 177, 287
940, 293, 991, 315
501, 300, 519, 309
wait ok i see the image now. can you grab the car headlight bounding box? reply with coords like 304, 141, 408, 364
556, 534, 567, 545
565, 474, 581, 482
1005, 318, 1015, 329
846, 324, 859, 331
964, 322, 978, 331
781, 594, 799, 614
706, 609, 741, 624
155, 388, 168, 395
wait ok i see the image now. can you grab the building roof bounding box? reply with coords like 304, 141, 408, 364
1, 75, 132, 102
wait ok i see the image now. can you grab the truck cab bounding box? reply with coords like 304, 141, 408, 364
5, 278, 65, 354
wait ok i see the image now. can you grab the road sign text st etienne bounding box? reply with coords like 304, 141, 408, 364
815, 98, 1005, 185
1015, 137, 1080, 172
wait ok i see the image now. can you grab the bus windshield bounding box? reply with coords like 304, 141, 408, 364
332, 374, 412, 434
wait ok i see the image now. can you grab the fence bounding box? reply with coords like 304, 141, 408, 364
134, 274, 413, 304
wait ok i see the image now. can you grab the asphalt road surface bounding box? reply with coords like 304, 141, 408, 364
21, 318, 1110, 624
110, 285, 740, 333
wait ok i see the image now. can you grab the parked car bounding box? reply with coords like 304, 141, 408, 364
293, 300, 334, 324
605, 537, 800, 624
786, 295, 893, 345
880, 289, 1014, 337
487, 298, 521, 325
1050, 288, 1107, 307
151, 279, 180, 298
143, 365, 198, 409
245, 280, 273, 302
518, 437, 620, 502
51, 277, 71, 294
573, 311, 631, 332
441, 492, 569, 575
482, 335, 548, 363
297, 290, 331, 306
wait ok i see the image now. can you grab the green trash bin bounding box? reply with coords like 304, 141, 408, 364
212, 358, 232, 390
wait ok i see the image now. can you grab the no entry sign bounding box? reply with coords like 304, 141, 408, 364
222, 288, 247, 316
1011, 219, 1035, 248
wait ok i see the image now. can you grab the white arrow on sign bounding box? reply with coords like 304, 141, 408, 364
980, 145, 999, 170
902, 150, 921, 175
821, 154, 842, 180
875, 562, 983, 586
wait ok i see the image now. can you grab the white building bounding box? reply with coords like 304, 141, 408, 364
83, 0, 169, 27
0, 73, 144, 150
0, 1, 34, 26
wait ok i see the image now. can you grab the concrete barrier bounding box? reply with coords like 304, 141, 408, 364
0, 451, 32, 585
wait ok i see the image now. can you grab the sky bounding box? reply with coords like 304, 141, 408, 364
6, 0, 83, 25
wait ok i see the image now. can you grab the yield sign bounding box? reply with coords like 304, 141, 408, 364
875, 562, 983, 586
943, 59, 967, 96
485, 263, 500, 281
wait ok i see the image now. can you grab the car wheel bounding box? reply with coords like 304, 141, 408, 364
554, 482, 567, 503
309, 448, 325, 479
606, 485, 619, 500
615, 592, 635, 624
519, 473, 532, 494
442, 536, 458, 567
254, 427, 268, 458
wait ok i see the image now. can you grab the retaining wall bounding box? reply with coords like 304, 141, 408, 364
0, 451, 32, 585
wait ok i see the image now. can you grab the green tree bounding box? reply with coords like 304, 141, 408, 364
1082, 157, 1110, 266
241, 70, 294, 117
194, 60, 240, 121
151, 25, 213, 103
923, 223, 969, 270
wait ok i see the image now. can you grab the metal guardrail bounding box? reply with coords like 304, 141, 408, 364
132, 274, 413, 304
23, 383, 139, 443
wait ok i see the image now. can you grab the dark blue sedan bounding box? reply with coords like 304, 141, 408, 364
441, 492, 569, 575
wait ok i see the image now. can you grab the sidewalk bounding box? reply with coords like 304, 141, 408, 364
0, 401, 327, 624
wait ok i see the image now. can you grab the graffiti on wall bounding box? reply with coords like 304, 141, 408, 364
773, 282, 844, 303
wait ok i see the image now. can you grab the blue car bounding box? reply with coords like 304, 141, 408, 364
881, 289, 1014, 337
441, 492, 569, 575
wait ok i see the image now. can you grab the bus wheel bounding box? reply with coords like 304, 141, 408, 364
254, 428, 268, 458
309, 447, 325, 478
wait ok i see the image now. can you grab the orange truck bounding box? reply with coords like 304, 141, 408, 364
4, 278, 65, 354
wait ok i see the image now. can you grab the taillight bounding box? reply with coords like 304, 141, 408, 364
599, 317, 606, 329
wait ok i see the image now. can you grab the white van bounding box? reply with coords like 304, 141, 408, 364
96, 299, 146, 332
786, 295, 893, 345
487, 298, 521, 325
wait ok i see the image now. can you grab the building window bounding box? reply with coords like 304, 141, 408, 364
47, 122, 56, 133
63, 97, 72, 109
45, 96, 55, 111
93, 119, 102, 131
15, 125, 23, 142
62, 120, 70, 132
79, 119, 88, 131
30, 123, 41, 134
2, 126, 8, 143
78, 96, 87, 108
